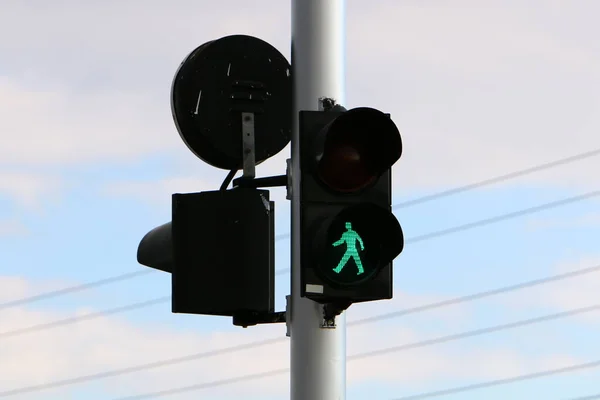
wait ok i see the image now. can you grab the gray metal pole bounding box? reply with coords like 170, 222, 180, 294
289, 1, 347, 399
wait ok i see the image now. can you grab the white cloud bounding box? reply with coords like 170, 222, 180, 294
500, 256, 600, 325
0, 78, 177, 166
350, 2, 600, 76
0, 1, 290, 67
0, 171, 64, 210
0, 276, 36, 303
102, 177, 217, 205
0, 219, 28, 237
0, 276, 79, 306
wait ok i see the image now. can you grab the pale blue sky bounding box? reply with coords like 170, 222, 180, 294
1, 1, 600, 399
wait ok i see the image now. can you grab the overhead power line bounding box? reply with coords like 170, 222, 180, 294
3, 303, 598, 397
0, 189, 596, 395
0, 270, 153, 310
0, 297, 169, 339
404, 189, 600, 244
0, 236, 592, 360
0, 336, 286, 398
390, 359, 600, 400
3, 261, 598, 340
350, 304, 600, 361
113, 369, 289, 400
392, 147, 600, 209
350, 263, 600, 326
108, 354, 600, 400
3, 148, 598, 308
274, 189, 600, 272
108, 304, 598, 399
566, 393, 600, 400
275, 147, 600, 241
281, 189, 600, 243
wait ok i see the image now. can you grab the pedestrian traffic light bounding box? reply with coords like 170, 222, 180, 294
299, 105, 404, 306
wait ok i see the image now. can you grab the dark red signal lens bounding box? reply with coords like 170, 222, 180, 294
317, 134, 376, 192
316, 108, 402, 193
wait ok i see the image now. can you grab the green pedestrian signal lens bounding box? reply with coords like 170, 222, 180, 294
331, 222, 365, 276
311, 203, 404, 288
316, 215, 383, 287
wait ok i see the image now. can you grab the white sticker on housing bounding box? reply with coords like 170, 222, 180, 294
305, 284, 324, 294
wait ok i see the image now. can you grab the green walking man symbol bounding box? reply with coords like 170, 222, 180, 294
332, 222, 365, 275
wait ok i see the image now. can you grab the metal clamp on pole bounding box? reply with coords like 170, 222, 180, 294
231, 112, 289, 189
321, 300, 352, 328
241, 112, 257, 179
233, 310, 286, 328
319, 97, 347, 113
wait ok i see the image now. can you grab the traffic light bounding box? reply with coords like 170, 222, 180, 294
299, 106, 404, 306
137, 188, 278, 327
171, 189, 275, 319
136, 34, 292, 328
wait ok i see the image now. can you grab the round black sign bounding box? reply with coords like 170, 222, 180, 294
171, 35, 292, 170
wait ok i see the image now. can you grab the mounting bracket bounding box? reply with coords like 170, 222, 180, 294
320, 300, 352, 329
232, 310, 286, 328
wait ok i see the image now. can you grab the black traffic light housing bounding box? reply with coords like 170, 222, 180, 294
137, 222, 173, 273
171, 189, 275, 318
137, 188, 282, 327
299, 106, 404, 306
